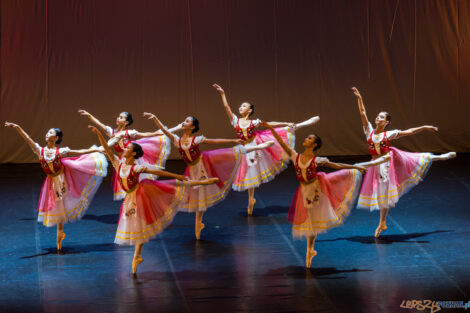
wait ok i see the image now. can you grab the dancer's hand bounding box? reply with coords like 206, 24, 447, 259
212, 83, 224, 94
235, 139, 246, 145
88, 125, 100, 134
424, 126, 438, 132
356, 165, 367, 174
352, 87, 361, 98
176, 175, 188, 181
78, 109, 91, 117
4, 122, 19, 128
143, 112, 156, 120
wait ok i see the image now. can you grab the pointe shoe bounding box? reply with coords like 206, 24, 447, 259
306, 249, 317, 268
132, 256, 143, 274
247, 198, 256, 215
374, 224, 387, 238
56, 232, 66, 252
444, 152, 457, 160
195, 222, 205, 240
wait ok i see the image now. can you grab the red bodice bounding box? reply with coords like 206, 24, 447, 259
178, 137, 202, 165
234, 119, 256, 142
367, 130, 390, 156
117, 163, 140, 193
294, 154, 317, 184
40, 147, 64, 176
112, 129, 131, 153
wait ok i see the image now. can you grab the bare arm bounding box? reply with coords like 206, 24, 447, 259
396, 125, 438, 139
142, 112, 177, 144
140, 167, 187, 181
203, 138, 245, 146
4, 122, 38, 155
265, 121, 295, 127
67, 147, 102, 156
352, 87, 370, 130
261, 121, 293, 156
212, 84, 235, 123
133, 123, 182, 139
78, 110, 109, 137
322, 160, 366, 173
89, 125, 116, 162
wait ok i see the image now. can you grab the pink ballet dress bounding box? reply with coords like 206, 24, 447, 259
173, 134, 245, 212
287, 152, 362, 238
231, 114, 295, 191
357, 123, 432, 211
36, 144, 108, 227
105, 126, 171, 201
112, 157, 190, 246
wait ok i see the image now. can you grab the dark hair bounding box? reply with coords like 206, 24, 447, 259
313, 134, 322, 151
130, 143, 144, 159
190, 116, 199, 133
378, 111, 392, 128
246, 102, 255, 117
123, 112, 133, 126
383, 111, 391, 127
53, 128, 63, 144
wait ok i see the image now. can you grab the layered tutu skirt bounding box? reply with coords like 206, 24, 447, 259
115, 179, 190, 245
37, 152, 108, 226
357, 147, 432, 211
288, 169, 362, 238
233, 126, 295, 191
180, 145, 245, 212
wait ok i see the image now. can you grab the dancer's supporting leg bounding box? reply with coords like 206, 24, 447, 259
306, 235, 317, 268
132, 243, 144, 275
56, 223, 66, 252
244, 142, 274, 215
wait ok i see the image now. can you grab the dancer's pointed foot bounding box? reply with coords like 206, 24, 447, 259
374, 223, 388, 238
56, 232, 66, 252
442, 152, 456, 160
132, 256, 143, 274
195, 222, 205, 240
306, 249, 317, 268
247, 198, 256, 215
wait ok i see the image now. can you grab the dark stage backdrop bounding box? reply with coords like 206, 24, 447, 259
1, 0, 469, 163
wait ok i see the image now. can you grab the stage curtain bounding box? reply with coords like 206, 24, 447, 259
1, 0, 469, 163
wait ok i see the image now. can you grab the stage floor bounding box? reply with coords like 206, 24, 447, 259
0, 155, 468, 313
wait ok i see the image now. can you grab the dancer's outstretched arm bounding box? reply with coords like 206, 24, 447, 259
212, 83, 235, 123
203, 138, 245, 145
89, 125, 117, 161
261, 121, 294, 156
355, 155, 391, 168
134, 123, 183, 139
396, 125, 438, 139
142, 113, 177, 144
67, 147, 102, 156
79, 110, 109, 136
4, 122, 38, 155
352, 87, 370, 130
322, 160, 366, 173
139, 167, 219, 186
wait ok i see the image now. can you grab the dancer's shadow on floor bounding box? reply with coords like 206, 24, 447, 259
134, 266, 371, 283
264, 266, 372, 280
318, 230, 452, 245
20, 243, 126, 259
82, 214, 119, 224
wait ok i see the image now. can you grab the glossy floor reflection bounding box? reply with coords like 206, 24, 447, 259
0, 155, 468, 313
